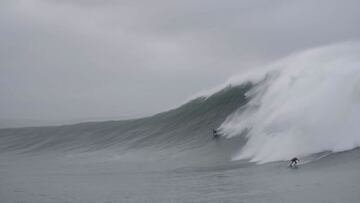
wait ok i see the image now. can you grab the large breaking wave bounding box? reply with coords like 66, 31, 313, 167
218, 42, 360, 163
1, 42, 360, 165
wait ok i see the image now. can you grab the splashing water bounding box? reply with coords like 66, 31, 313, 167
219, 42, 360, 163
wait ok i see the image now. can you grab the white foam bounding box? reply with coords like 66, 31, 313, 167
217, 41, 360, 163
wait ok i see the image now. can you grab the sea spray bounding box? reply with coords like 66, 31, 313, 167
218, 42, 360, 163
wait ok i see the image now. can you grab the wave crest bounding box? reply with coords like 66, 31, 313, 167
219, 42, 360, 163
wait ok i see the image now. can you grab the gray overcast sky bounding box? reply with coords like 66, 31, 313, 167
1, 0, 360, 126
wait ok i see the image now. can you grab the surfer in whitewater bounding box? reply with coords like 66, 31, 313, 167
213, 129, 220, 140
289, 157, 299, 168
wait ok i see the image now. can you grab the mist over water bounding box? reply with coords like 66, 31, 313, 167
218, 42, 360, 163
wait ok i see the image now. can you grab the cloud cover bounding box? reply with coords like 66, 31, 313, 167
1, 0, 360, 126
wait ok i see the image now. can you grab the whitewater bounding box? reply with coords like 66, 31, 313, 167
1, 42, 360, 203
218, 41, 360, 163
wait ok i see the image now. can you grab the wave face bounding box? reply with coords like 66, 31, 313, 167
219, 42, 360, 163
0, 84, 252, 156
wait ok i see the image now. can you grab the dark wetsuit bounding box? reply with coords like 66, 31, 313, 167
289, 157, 299, 167
213, 129, 220, 139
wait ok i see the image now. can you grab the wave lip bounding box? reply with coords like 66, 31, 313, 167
219, 42, 360, 163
